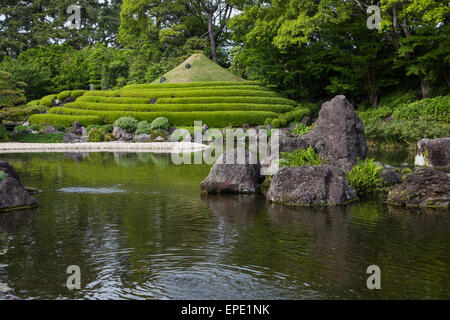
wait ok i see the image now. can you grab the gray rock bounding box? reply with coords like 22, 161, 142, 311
301, 116, 311, 126
281, 95, 368, 170
0, 162, 38, 211
267, 165, 357, 206
154, 136, 165, 142
202, 124, 209, 132
43, 126, 59, 134
380, 169, 402, 185
134, 134, 151, 142
62, 133, 84, 143
81, 126, 88, 137
242, 123, 250, 129
113, 126, 133, 141
23, 121, 30, 127
416, 137, 450, 169
201, 149, 262, 194
388, 168, 450, 208
70, 121, 82, 135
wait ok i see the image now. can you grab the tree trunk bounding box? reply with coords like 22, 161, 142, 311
208, 12, 218, 64
420, 76, 431, 98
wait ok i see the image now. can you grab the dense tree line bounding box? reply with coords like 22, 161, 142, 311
0, 0, 448, 106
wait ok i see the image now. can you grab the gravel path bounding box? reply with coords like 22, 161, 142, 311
0, 142, 209, 153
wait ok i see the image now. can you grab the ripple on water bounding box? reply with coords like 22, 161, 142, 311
57, 187, 126, 194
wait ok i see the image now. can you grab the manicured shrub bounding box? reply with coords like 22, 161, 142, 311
265, 118, 273, 125
0, 171, 7, 181
64, 101, 293, 113
77, 95, 297, 106
48, 107, 278, 127
14, 125, 29, 133
88, 128, 106, 142
52, 123, 66, 132
30, 124, 42, 131
71, 90, 87, 99
345, 158, 384, 197
29, 114, 102, 127
39, 94, 58, 107
57, 91, 72, 101
27, 100, 40, 106
150, 117, 170, 130
122, 81, 259, 90
0, 125, 9, 141
279, 118, 288, 127
280, 107, 311, 123
136, 121, 151, 135
113, 116, 139, 133
101, 124, 113, 133
392, 95, 450, 122
291, 123, 313, 136
280, 147, 326, 167
271, 119, 280, 128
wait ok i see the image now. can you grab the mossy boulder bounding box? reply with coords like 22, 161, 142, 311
0, 162, 38, 211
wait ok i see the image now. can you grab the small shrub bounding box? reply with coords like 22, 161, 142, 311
104, 133, 115, 142
0, 171, 7, 181
271, 119, 281, 128
150, 117, 170, 130
291, 122, 313, 136
265, 118, 273, 125
39, 94, 58, 107
0, 125, 9, 141
280, 147, 326, 167
101, 124, 113, 133
57, 91, 72, 101
136, 121, 151, 135
88, 128, 106, 142
27, 100, 40, 106
30, 124, 42, 131
113, 116, 139, 133
71, 90, 87, 99
52, 123, 66, 132
345, 158, 384, 197
14, 125, 29, 133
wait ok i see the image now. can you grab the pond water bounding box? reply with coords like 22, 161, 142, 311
0, 151, 448, 300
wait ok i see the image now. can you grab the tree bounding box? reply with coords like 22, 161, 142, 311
0, 70, 27, 123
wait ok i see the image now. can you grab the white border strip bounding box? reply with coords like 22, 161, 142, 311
0, 142, 209, 153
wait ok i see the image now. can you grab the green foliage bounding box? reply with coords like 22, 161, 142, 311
0, 124, 9, 141
14, 125, 29, 133
71, 90, 87, 99
30, 124, 41, 131
279, 107, 312, 124
150, 117, 170, 130
346, 158, 384, 197
280, 147, 326, 167
392, 96, 450, 122
88, 128, 106, 142
271, 119, 281, 128
291, 123, 313, 136
0, 70, 26, 107
57, 91, 72, 101
39, 94, 57, 107
52, 123, 66, 132
10, 133, 64, 143
29, 114, 101, 127
0, 171, 7, 181
136, 121, 151, 135
113, 116, 139, 133
27, 100, 40, 106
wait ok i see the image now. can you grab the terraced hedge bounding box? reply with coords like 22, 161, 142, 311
48, 107, 278, 127
65, 101, 294, 113
31, 82, 313, 127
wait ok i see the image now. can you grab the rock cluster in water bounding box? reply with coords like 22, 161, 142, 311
0, 161, 38, 211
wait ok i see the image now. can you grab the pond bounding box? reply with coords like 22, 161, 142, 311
0, 151, 449, 299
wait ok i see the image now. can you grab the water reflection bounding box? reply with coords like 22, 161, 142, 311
0, 152, 448, 300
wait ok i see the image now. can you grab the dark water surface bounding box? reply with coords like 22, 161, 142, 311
0, 152, 448, 300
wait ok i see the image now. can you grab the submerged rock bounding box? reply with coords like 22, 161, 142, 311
0, 162, 38, 211
267, 165, 357, 206
415, 137, 450, 170
201, 149, 262, 194
280, 95, 368, 170
388, 168, 450, 208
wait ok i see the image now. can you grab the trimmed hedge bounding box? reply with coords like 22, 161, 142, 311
71, 90, 87, 99
39, 94, 58, 107
84, 89, 281, 99
57, 91, 72, 101
123, 85, 268, 92
29, 114, 102, 127
122, 81, 259, 90
392, 96, 449, 122
278, 107, 312, 123
65, 101, 294, 113
77, 95, 297, 106
27, 99, 40, 106
48, 107, 277, 127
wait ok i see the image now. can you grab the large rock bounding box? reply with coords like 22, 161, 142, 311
388, 168, 450, 208
0, 162, 38, 211
70, 121, 82, 135
63, 133, 85, 143
281, 95, 368, 170
112, 126, 133, 141
267, 165, 357, 206
133, 134, 151, 142
380, 169, 402, 186
415, 137, 450, 170
200, 149, 262, 194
